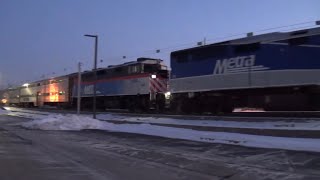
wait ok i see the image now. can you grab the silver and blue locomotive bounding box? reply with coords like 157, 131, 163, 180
169, 27, 320, 113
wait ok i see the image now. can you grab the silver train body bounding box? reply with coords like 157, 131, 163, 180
2, 76, 70, 107
0, 58, 169, 110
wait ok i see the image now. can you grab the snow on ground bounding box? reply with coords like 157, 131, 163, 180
4, 106, 320, 131
97, 114, 320, 131
22, 114, 320, 153
0, 107, 10, 115
23, 114, 105, 130
3, 107, 59, 119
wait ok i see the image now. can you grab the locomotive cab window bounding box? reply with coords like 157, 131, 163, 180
128, 65, 140, 74
158, 70, 169, 78
192, 45, 227, 61
234, 43, 261, 53
144, 64, 157, 73
289, 36, 309, 45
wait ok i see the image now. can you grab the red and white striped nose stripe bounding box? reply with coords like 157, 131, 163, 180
149, 77, 168, 93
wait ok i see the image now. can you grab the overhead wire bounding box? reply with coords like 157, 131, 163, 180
117, 20, 318, 61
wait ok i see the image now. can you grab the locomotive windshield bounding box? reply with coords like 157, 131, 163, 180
143, 64, 158, 73
143, 63, 169, 78
171, 45, 228, 64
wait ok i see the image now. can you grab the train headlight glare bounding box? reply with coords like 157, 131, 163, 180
165, 92, 171, 99
1, 99, 7, 104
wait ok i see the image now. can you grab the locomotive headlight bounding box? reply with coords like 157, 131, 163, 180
151, 74, 157, 79
1, 99, 7, 104
165, 91, 171, 99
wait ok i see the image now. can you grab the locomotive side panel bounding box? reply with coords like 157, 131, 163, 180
170, 34, 320, 93
75, 75, 151, 97
169, 28, 320, 112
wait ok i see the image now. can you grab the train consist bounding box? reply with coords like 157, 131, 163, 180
1, 26, 320, 113
0, 58, 169, 111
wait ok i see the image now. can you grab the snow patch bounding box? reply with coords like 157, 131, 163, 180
23, 114, 105, 130
22, 114, 320, 153
5, 109, 320, 131
6, 107, 320, 131
0, 107, 10, 115
97, 114, 320, 131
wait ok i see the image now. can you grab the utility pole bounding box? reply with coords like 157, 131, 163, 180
84, 34, 98, 119
77, 62, 82, 115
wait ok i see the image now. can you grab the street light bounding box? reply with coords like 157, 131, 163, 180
84, 34, 98, 119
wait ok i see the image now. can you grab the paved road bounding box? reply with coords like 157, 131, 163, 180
1, 115, 320, 180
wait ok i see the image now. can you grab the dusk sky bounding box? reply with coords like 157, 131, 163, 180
0, 0, 319, 88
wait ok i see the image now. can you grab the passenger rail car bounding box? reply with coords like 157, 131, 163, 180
11, 76, 70, 107
169, 27, 320, 113
37, 76, 70, 107
0, 58, 168, 111
19, 82, 39, 107
0, 90, 4, 105
1, 87, 20, 106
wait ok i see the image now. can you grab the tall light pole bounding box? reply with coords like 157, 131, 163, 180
84, 34, 98, 119
77, 62, 82, 115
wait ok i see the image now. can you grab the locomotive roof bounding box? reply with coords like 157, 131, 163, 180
171, 26, 320, 54
81, 57, 164, 75
107, 57, 163, 68
30, 74, 70, 84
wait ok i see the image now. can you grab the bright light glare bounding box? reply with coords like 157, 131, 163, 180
233, 107, 265, 112
1, 99, 7, 104
151, 74, 157, 79
22, 83, 30, 87
165, 91, 171, 99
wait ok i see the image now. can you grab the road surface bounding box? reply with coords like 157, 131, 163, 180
0, 114, 320, 180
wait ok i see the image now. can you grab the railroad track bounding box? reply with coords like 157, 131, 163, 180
3, 107, 320, 120
3, 106, 320, 120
